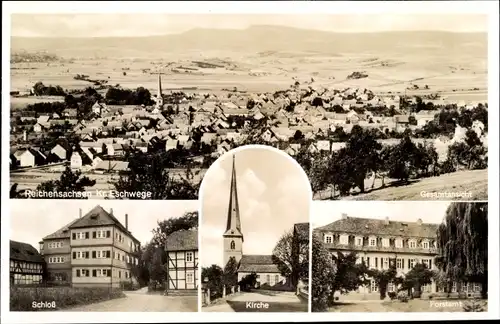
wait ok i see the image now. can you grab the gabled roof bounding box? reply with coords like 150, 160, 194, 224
10, 240, 44, 263
165, 228, 198, 251
43, 218, 81, 240
238, 254, 280, 273
69, 205, 140, 243
315, 216, 439, 239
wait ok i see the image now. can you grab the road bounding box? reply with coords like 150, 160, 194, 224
63, 290, 197, 312
203, 290, 307, 312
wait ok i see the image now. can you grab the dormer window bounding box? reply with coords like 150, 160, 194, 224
382, 238, 390, 247
409, 240, 417, 248
369, 237, 377, 247
422, 241, 429, 249
339, 234, 349, 245
395, 238, 403, 248
324, 235, 333, 244
355, 237, 363, 246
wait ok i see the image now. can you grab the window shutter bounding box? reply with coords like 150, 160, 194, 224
93, 231, 96, 238
429, 259, 432, 269
86, 251, 90, 259
92, 269, 97, 277
85, 232, 90, 239
72, 233, 76, 240
107, 270, 111, 277
73, 252, 76, 259
106, 251, 111, 258
375, 257, 378, 268
76, 269, 80, 277
107, 231, 111, 238
92, 251, 96, 258
408, 259, 411, 269
367, 257, 370, 267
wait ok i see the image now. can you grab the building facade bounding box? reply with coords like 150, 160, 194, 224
10, 240, 45, 285
315, 214, 482, 298
165, 228, 198, 294
40, 206, 140, 288
222, 155, 285, 288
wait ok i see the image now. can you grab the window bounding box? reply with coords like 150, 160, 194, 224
275, 275, 279, 284
186, 252, 193, 262
230, 240, 235, 250
395, 239, 403, 248
324, 235, 333, 244
409, 240, 416, 248
474, 283, 481, 293
266, 275, 270, 283
423, 241, 429, 249
339, 235, 349, 245
186, 273, 194, 284
369, 238, 376, 247
383, 258, 389, 269
452, 282, 457, 293
355, 237, 363, 246
409, 259, 415, 269
382, 238, 390, 247
388, 283, 395, 292
370, 280, 378, 292
422, 259, 429, 269
396, 258, 403, 269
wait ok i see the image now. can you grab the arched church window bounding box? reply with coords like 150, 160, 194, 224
230, 240, 235, 250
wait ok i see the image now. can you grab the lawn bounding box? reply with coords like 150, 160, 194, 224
328, 299, 488, 312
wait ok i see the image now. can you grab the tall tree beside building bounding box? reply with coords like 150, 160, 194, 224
222, 257, 238, 288
435, 202, 488, 299
311, 233, 336, 312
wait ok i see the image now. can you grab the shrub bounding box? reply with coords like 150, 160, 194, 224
10, 286, 125, 311
388, 292, 397, 300
397, 291, 409, 303
463, 299, 486, 312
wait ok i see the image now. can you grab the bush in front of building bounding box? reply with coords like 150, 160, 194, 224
388, 292, 397, 300
397, 291, 409, 303
10, 286, 125, 311
120, 281, 139, 291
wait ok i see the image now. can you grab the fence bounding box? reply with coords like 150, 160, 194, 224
202, 284, 240, 306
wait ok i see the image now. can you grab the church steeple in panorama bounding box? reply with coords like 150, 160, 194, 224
222, 154, 244, 266
156, 72, 163, 109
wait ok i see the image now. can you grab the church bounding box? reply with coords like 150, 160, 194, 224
222, 155, 286, 288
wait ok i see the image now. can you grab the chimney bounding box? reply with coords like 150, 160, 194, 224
125, 214, 128, 230
341, 213, 348, 220
23, 130, 27, 142
79, 208, 82, 218
384, 217, 390, 225
110, 208, 113, 216
417, 218, 423, 225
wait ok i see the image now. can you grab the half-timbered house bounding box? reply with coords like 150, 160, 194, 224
165, 228, 198, 294
10, 240, 45, 285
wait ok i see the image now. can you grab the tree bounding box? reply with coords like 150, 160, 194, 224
386, 135, 418, 183
447, 129, 487, 170
35, 167, 96, 198
331, 251, 371, 296
401, 263, 434, 298
9, 183, 26, 198
435, 202, 488, 299
222, 257, 238, 289
148, 246, 167, 290
131, 245, 151, 287
272, 229, 308, 286
151, 211, 198, 247
368, 263, 397, 300
239, 272, 258, 292
311, 233, 335, 312
202, 265, 224, 300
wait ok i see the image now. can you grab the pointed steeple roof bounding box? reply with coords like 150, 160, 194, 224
157, 73, 163, 98
223, 154, 243, 240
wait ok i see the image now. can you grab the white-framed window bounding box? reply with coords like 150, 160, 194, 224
186, 252, 194, 262
388, 283, 395, 292
275, 275, 279, 284
369, 237, 377, 247
355, 237, 363, 246
395, 239, 403, 248
422, 241, 429, 249
266, 275, 271, 283
186, 272, 194, 283
383, 257, 389, 269
339, 235, 349, 245
49, 257, 65, 263
474, 283, 481, 292
382, 238, 390, 247
370, 280, 378, 292
452, 282, 457, 292
409, 240, 416, 248
396, 258, 403, 269
324, 235, 333, 244
422, 259, 429, 269
48, 242, 64, 249
96, 230, 107, 239
409, 259, 416, 269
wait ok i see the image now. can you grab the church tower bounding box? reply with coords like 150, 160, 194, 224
222, 155, 244, 267
156, 73, 163, 109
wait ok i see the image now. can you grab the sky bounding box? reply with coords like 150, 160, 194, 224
200, 147, 311, 267
10, 14, 488, 38
311, 201, 452, 229
10, 200, 198, 250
